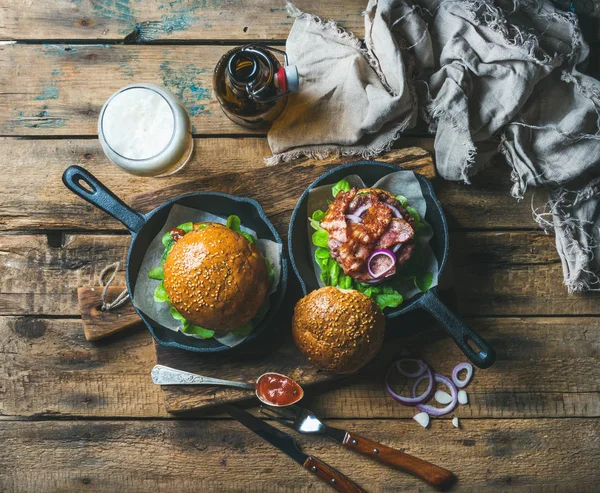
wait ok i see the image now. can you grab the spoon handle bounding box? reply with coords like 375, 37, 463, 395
151, 365, 255, 389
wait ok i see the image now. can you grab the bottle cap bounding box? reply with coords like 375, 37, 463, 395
284, 65, 299, 93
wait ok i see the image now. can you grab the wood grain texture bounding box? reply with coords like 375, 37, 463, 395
2, 316, 598, 418
0, 139, 437, 231
1, 418, 599, 493
78, 286, 141, 341
1, 231, 598, 317
0, 0, 365, 41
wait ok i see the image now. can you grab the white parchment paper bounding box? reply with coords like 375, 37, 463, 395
133, 204, 282, 347
306, 171, 438, 301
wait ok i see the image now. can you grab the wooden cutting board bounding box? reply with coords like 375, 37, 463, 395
153, 147, 436, 414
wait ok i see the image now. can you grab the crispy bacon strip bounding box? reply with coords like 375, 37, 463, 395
320, 188, 357, 243
376, 218, 414, 250
320, 187, 416, 280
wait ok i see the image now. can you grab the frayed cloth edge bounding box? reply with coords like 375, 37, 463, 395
531, 184, 600, 293
265, 118, 411, 166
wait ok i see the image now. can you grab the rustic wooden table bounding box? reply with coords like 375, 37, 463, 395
1, 2, 600, 492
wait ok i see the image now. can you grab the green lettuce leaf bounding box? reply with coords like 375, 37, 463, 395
176, 222, 194, 233
414, 272, 434, 292
148, 267, 164, 280
332, 179, 351, 197
226, 215, 242, 233
232, 322, 254, 337
182, 322, 215, 339
312, 229, 329, 248
153, 282, 170, 303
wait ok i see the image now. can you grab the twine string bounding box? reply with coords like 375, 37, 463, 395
99, 262, 130, 311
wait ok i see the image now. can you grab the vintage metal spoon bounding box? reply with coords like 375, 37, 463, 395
151, 364, 304, 407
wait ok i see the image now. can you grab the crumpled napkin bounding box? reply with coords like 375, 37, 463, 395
265, 1, 420, 165
268, 0, 600, 292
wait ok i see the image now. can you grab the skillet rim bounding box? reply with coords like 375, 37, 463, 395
125, 190, 288, 353
287, 159, 448, 319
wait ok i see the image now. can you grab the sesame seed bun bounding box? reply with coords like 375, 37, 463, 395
163, 223, 269, 331
291, 287, 385, 374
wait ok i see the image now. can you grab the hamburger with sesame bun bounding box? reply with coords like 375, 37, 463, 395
157, 220, 270, 333
291, 286, 385, 374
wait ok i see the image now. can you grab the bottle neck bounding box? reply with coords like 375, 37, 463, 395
226, 47, 279, 102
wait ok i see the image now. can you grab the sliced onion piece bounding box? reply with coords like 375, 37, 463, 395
384, 203, 403, 218
452, 362, 473, 388
413, 412, 430, 428
395, 358, 428, 379
392, 243, 403, 253
412, 373, 458, 417
385, 362, 434, 406
458, 390, 468, 405
353, 203, 372, 218
452, 417, 459, 428
345, 214, 363, 224
367, 249, 396, 279
434, 390, 453, 405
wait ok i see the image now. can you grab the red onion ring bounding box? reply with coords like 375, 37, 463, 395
385, 362, 434, 406
345, 214, 363, 224
353, 203, 371, 217
384, 203, 403, 218
452, 362, 473, 388
396, 359, 428, 378
412, 373, 458, 416
367, 249, 396, 279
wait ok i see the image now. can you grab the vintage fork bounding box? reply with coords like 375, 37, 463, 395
261, 405, 455, 490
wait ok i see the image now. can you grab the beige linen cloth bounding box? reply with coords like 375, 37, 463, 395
268, 0, 600, 294
265, 1, 424, 165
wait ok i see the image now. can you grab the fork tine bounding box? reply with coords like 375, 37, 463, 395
260, 405, 295, 421
259, 410, 296, 430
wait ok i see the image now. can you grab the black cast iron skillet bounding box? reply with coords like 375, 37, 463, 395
63, 165, 287, 353
288, 160, 496, 368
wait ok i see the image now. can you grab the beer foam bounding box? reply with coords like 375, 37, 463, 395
102, 87, 175, 161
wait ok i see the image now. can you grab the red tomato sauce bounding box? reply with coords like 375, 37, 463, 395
170, 227, 186, 242
256, 373, 303, 406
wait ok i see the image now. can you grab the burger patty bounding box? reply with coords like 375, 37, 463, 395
320, 188, 416, 282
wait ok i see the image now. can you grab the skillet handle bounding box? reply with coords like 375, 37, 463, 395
62, 165, 145, 234
418, 290, 496, 369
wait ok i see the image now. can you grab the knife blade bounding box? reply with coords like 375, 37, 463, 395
222, 404, 367, 493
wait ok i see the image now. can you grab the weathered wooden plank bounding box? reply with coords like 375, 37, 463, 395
1, 231, 597, 317
0, 137, 536, 232
0, 0, 365, 42
451, 231, 600, 315
2, 316, 598, 418
1, 418, 598, 492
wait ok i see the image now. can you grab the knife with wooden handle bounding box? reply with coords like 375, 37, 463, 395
223, 404, 367, 493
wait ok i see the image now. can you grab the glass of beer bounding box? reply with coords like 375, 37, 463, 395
98, 84, 193, 177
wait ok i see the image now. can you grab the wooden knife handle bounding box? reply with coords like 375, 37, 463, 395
303, 456, 367, 493
342, 432, 455, 490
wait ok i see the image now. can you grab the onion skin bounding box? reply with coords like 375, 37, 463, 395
345, 214, 363, 224
353, 203, 372, 217
385, 362, 434, 406
395, 359, 428, 379
367, 249, 396, 279
384, 203, 403, 218
452, 362, 473, 388
412, 373, 458, 416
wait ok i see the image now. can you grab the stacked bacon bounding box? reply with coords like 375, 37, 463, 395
320, 188, 416, 283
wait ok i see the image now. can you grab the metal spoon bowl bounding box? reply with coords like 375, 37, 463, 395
151, 365, 304, 407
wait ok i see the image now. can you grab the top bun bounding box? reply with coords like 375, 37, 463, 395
163, 223, 269, 331
292, 287, 385, 374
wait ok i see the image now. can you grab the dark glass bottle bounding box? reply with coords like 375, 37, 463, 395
213, 45, 298, 129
